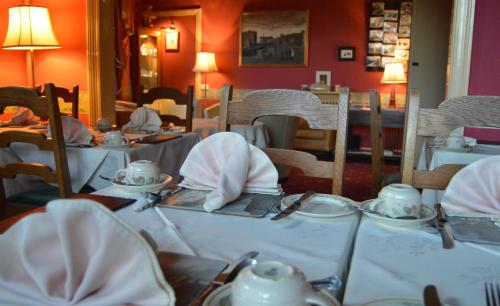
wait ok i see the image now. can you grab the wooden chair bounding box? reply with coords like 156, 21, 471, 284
54, 85, 79, 119
0, 84, 72, 217
138, 86, 194, 132
219, 86, 350, 195
401, 90, 500, 190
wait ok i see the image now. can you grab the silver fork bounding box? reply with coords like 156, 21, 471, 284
485, 282, 500, 306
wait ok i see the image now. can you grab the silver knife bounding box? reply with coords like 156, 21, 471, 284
271, 190, 315, 220
423, 285, 443, 306
135, 187, 182, 212
434, 204, 454, 249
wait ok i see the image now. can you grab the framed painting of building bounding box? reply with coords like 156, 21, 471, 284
239, 10, 309, 67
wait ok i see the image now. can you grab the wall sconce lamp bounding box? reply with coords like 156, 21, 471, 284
381, 62, 407, 108
192, 52, 218, 100
2, 5, 60, 88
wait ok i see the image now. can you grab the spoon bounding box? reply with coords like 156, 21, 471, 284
355, 204, 417, 220
221, 251, 259, 284
310, 275, 342, 291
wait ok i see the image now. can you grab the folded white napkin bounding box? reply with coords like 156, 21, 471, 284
179, 132, 281, 212
0, 199, 175, 306
49, 116, 93, 146
122, 107, 162, 133
448, 127, 477, 146
0, 107, 40, 126
442, 155, 500, 217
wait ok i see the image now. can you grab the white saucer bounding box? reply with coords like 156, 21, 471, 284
202, 284, 340, 306
361, 298, 423, 306
280, 193, 357, 218
100, 143, 132, 149
360, 200, 436, 227
111, 174, 172, 193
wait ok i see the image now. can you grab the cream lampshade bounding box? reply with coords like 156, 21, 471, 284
193, 52, 218, 100
381, 62, 407, 108
2, 5, 61, 87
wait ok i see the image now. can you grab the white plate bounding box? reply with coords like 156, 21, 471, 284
100, 143, 132, 149
202, 284, 340, 306
360, 200, 436, 227
361, 298, 423, 306
280, 193, 358, 218
111, 174, 172, 193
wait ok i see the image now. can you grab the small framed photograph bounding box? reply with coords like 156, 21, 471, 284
338, 47, 355, 61
382, 44, 396, 56
370, 17, 384, 28
400, 15, 412, 26
165, 31, 179, 51
315, 71, 332, 88
384, 10, 399, 21
401, 2, 413, 15
395, 49, 410, 60
371, 2, 384, 16
368, 42, 383, 55
383, 22, 398, 33
398, 26, 411, 38
366, 56, 381, 67
369, 30, 384, 42
397, 38, 411, 50
383, 32, 398, 44
381, 56, 395, 67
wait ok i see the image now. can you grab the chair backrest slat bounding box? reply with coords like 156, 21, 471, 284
369, 90, 385, 197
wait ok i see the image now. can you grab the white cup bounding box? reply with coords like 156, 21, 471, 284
231, 261, 336, 306
372, 183, 422, 218
96, 118, 112, 132
446, 135, 465, 149
114, 160, 160, 186
103, 131, 129, 146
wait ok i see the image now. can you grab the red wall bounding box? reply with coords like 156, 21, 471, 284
0, 0, 87, 90
145, 0, 404, 94
156, 16, 196, 91
468, 0, 500, 96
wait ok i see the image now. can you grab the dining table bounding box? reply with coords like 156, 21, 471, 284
0, 126, 199, 197
92, 186, 361, 302
342, 216, 500, 306
417, 141, 500, 206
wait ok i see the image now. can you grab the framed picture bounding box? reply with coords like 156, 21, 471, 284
368, 42, 383, 55
370, 17, 384, 28
398, 26, 411, 37
383, 32, 398, 44
338, 47, 355, 61
401, 2, 413, 15
315, 71, 331, 88
397, 38, 411, 50
381, 56, 395, 67
384, 10, 399, 21
384, 22, 398, 33
395, 49, 409, 60
165, 30, 179, 51
240, 11, 309, 67
366, 56, 381, 67
382, 44, 396, 56
369, 30, 384, 42
371, 2, 385, 16
400, 15, 412, 26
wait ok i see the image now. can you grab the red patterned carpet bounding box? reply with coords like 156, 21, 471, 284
281, 159, 400, 202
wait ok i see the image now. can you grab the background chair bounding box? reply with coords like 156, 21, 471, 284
219, 87, 350, 195
138, 86, 194, 132
0, 84, 72, 218
401, 90, 500, 190
53, 85, 79, 119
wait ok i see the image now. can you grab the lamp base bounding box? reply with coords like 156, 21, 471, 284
388, 85, 397, 109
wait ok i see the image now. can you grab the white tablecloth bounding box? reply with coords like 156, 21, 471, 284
192, 118, 270, 148
0, 132, 199, 197
417, 143, 500, 206
94, 186, 360, 294
343, 217, 500, 306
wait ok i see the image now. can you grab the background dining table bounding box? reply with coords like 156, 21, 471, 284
0, 127, 199, 197
417, 141, 500, 206
342, 217, 500, 306
93, 186, 361, 301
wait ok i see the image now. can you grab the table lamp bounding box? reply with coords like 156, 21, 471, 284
192, 52, 218, 100
381, 62, 406, 108
2, 5, 61, 88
